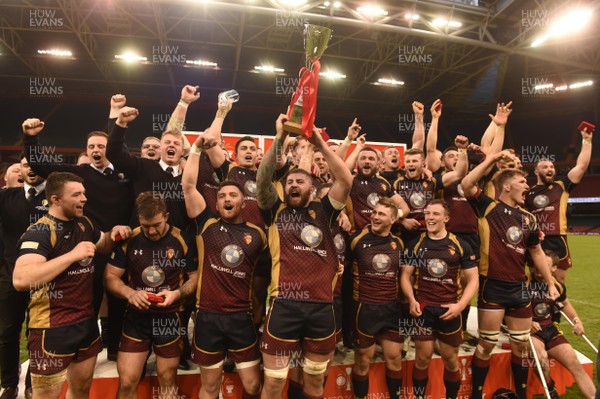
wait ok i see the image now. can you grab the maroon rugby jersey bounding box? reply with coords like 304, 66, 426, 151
468, 190, 540, 282
525, 177, 575, 236
17, 215, 101, 328
349, 227, 404, 304
332, 222, 346, 298
394, 172, 441, 226
197, 153, 220, 213
441, 178, 478, 234
262, 196, 341, 303
347, 174, 393, 232
194, 209, 267, 312
110, 225, 196, 313
405, 232, 476, 304
528, 276, 566, 326
216, 160, 264, 228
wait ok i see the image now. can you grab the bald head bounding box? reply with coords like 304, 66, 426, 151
4, 163, 23, 187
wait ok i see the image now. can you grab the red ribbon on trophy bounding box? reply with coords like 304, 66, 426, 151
286, 60, 321, 137
283, 25, 332, 138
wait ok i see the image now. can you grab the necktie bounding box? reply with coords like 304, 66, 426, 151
27, 187, 36, 201
165, 166, 174, 176
103, 168, 113, 176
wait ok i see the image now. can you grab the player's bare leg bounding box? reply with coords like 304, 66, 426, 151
548, 344, 596, 398
352, 344, 375, 398
505, 315, 532, 399
116, 351, 148, 399
199, 365, 223, 399
471, 309, 504, 399
237, 363, 262, 398
261, 353, 290, 399
438, 341, 461, 399
65, 355, 97, 399
155, 355, 179, 399
31, 372, 65, 399
381, 339, 403, 399
301, 351, 330, 398
413, 340, 434, 399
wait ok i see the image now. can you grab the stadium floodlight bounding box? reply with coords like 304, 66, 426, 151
333, 1, 341, 7
376, 78, 404, 86
549, 9, 593, 37
405, 13, 419, 20
532, 8, 592, 47
569, 80, 593, 89
320, 70, 346, 79
186, 59, 218, 67
356, 5, 388, 17
554, 85, 568, 91
534, 83, 553, 90
433, 18, 462, 28
254, 65, 285, 73
37, 49, 72, 57
115, 52, 147, 63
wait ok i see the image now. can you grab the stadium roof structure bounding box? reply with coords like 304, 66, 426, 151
1, 0, 599, 151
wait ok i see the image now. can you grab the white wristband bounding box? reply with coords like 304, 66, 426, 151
190, 144, 202, 155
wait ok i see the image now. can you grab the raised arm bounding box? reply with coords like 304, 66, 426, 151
106, 104, 142, 174
182, 135, 217, 218
567, 127, 593, 184
461, 150, 511, 197
22, 119, 79, 178
425, 99, 442, 172
441, 135, 469, 186
202, 101, 232, 169
168, 85, 200, 154
310, 127, 352, 206
257, 114, 289, 210
485, 101, 512, 155
344, 134, 366, 171
336, 118, 361, 160
411, 101, 425, 150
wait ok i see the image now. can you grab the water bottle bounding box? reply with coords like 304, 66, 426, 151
218, 89, 239, 106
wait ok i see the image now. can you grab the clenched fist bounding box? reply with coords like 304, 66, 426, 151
22, 119, 45, 136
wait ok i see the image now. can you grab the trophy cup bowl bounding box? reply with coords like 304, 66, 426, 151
283, 24, 332, 137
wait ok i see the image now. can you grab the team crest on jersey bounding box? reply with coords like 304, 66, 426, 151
42, 199, 49, 207
390, 241, 397, 251
427, 258, 448, 278
533, 195, 549, 208
166, 247, 175, 259
301, 225, 323, 248
380, 183, 387, 191
243, 233, 253, 245
367, 193, 380, 209
523, 216, 531, 227
457, 184, 465, 197
372, 254, 391, 272
334, 233, 345, 253
212, 172, 220, 184
245, 180, 257, 195
423, 182, 428, 188
308, 209, 317, 220
221, 244, 244, 268
142, 265, 165, 287
78, 222, 85, 232
548, 185, 553, 190
506, 226, 523, 244
410, 192, 426, 208
448, 246, 456, 256
534, 302, 551, 317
